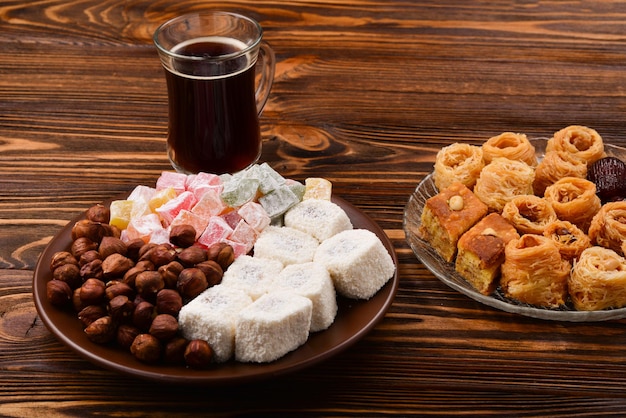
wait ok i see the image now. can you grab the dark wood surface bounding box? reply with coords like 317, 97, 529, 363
3, 0, 626, 415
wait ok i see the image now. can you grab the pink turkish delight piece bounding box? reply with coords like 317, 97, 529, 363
187, 172, 223, 200
156, 171, 188, 194
221, 210, 243, 229
221, 238, 249, 258
170, 210, 209, 240
149, 227, 172, 245
124, 214, 165, 243
197, 216, 234, 248
191, 188, 225, 218
155, 191, 198, 225
237, 201, 270, 232
228, 219, 258, 254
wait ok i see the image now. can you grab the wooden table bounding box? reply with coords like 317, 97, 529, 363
3, 0, 626, 415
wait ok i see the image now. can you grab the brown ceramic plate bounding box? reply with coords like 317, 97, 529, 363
33, 194, 398, 384
404, 139, 626, 322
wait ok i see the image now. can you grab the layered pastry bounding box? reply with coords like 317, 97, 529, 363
501, 194, 558, 235
569, 246, 626, 311
473, 157, 535, 213
546, 125, 605, 165
501, 234, 571, 308
419, 182, 489, 262
543, 220, 591, 262
455, 213, 520, 295
533, 150, 587, 196
543, 177, 601, 233
588, 201, 626, 256
433, 143, 485, 190
482, 132, 537, 167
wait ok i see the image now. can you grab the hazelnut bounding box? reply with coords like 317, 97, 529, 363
105, 281, 135, 301
135, 260, 155, 271
80, 278, 106, 306
130, 334, 161, 363
195, 260, 223, 287
135, 271, 165, 300
86, 204, 110, 224
49, 251, 78, 271
99, 236, 127, 259
176, 268, 208, 300
122, 264, 150, 288
78, 249, 102, 267
132, 301, 156, 330
137, 243, 157, 260
52, 263, 81, 289
163, 337, 188, 364
71, 219, 109, 243
126, 238, 145, 261
72, 288, 86, 312
80, 259, 103, 281
101, 253, 134, 279
169, 224, 197, 248
158, 261, 184, 289
78, 304, 107, 327
116, 324, 141, 350
46, 280, 72, 307
156, 288, 183, 316
108, 295, 134, 322
177, 246, 208, 267
184, 339, 213, 369
71, 237, 98, 259
208, 243, 235, 270
481, 228, 498, 237
145, 244, 177, 267
84, 315, 116, 344
448, 195, 464, 211
149, 313, 179, 340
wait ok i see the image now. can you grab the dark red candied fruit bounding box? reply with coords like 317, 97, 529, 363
587, 157, 626, 201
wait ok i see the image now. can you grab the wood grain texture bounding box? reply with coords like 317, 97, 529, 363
4, 0, 626, 415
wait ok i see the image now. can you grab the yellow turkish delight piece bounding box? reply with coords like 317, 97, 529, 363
303, 177, 332, 200
109, 200, 134, 230
148, 186, 177, 212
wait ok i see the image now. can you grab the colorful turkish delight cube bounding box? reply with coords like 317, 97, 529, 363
221, 178, 260, 207
258, 186, 300, 218
169, 209, 210, 240
124, 213, 165, 243
198, 216, 234, 248
191, 188, 225, 218
228, 219, 258, 255
155, 191, 198, 225
238, 201, 270, 232
156, 171, 187, 194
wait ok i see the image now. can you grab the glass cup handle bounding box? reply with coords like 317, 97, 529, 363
255, 42, 275, 115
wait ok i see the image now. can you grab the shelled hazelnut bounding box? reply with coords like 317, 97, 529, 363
169, 224, 196, 248
130, 333, 161, 364
86, 204, 110, 224
184, 339, 213, 369
46, 280, 72, 307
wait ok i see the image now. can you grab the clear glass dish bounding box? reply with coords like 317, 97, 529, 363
403, 139, 626, 322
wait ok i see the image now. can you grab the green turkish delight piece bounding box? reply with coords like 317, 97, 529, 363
259, 186, 300, 218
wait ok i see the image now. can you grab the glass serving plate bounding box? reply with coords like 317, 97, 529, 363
403, 138, 626, 322
34, 194, 399, 384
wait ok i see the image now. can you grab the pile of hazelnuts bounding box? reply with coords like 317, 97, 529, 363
46, 203, 235, 369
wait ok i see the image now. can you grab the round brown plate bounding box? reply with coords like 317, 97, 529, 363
33, 195, 398, 384
404, 139, 626, 322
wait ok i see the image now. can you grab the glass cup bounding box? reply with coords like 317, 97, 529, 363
153, 11, 275, 174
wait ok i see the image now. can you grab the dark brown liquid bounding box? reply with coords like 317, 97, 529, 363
165, 37, 261, 174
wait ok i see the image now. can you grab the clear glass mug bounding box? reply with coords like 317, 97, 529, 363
153, 11, 275, 174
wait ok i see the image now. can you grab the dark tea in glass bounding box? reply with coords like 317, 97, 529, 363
154, 12, 275, 174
